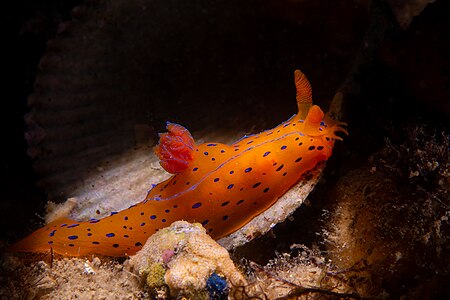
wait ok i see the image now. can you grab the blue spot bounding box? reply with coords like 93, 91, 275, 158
60, 224, 67, 227
192, 202, 202, 209
202, 220, 209, 226
48, 241, 53, 245
281, 145, 287, 150
245, 167, 252, 173
87, 233, 92, 236
165, 209, 170, 213
89, 219, 99, 223
204, 151, 209, 155
229, 170, 234, 174
220, 150, 225, 153
263, 151, 270, 157
124, 216, 128, 220
67, 223, 79, 228
283, 123, 291, 127
247, 140, 254, 144
206, 273, 229, 299
106, 233, 115, 238
110, 211, 118, 216
227, 184, 234, 189
141, 222, 146, 226
68, 235, 78, 240
193, 167, 198, 171
207, 143, 217, 146
49, 230, 56, 237
212, 157, 216, 161
214, 178, 220, 182
162, 219, 166, 222
150, 215, 157, 219
320, 121, 325, 126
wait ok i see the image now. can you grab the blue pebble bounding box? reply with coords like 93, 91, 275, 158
206, 272, 228, 300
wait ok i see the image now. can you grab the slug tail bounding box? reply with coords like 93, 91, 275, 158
8, 217, 80, 256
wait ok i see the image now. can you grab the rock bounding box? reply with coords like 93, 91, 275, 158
128, 221, 246, 298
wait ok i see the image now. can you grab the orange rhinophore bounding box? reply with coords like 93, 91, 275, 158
10, 70, 347, 256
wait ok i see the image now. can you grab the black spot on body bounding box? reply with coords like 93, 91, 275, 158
281, 145, 287, 150
192, 202, 202, 209
113, 244, 119, 248
308, 146, 315, 150
68, 235, 78, 240
317, 146, 324, 150
214, 178, 220, 182
245, 167, 252, 173
276, 164, 284, 171
295, 157, 302, 162
253, 182, 261, 188
150, 215, 157, 219
263, 151, 271, 157
92, 241, 100, 245
135, 242, 142, 247
263, 188, 270, 193
237, 200, 244, 205
221, 201, 230, 206
223, 215, 229, 221
227, 184, 234, 189
68, 244, 75, 247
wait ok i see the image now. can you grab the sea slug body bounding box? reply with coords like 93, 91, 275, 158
10, 70, 347, 256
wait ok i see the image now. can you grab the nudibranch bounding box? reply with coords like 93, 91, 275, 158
10, 70, 346, 257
